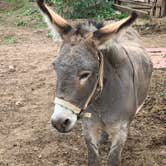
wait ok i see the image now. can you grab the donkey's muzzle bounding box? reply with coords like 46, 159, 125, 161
51, 118, 72, 133
51, 104, 77, 133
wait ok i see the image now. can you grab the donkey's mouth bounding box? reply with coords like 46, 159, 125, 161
54, 127, 72, 133
51, 117, 76, 133
51, 120, 74, 133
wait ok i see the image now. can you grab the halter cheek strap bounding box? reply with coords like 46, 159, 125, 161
54, 51, 104, 119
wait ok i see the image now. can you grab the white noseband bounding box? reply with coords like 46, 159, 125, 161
54, 97, 91, 118
54, 97, 81, 114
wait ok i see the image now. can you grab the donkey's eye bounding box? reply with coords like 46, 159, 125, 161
79, 71, 91, 81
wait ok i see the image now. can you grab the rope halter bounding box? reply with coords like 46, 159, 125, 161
54, 50, 104, 118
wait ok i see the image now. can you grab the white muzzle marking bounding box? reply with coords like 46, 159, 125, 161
51, 103, 77, 131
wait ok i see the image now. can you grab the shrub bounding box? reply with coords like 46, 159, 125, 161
51, 0, 115, 19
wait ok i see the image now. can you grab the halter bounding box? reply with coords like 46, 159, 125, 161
54, 50, 104, 118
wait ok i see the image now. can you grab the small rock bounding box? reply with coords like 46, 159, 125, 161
34, 147, 38, 151
33, 30, 44, 34
13, 143, 17, 147
145, 27, 150, 30
9, 65, 16, 72
115, 11, 121, 15
38, 154, 42, 159
15, 101, 23, 107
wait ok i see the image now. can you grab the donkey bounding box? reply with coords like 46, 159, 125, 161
36, 0, 153, 165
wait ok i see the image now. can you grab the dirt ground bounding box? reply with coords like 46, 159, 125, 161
0, 22, 166, 166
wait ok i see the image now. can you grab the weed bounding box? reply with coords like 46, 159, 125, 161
3, 36, 17, 44
4, 0, 27, 10
47, 32, 53, 38
22, 8, 38, 16
35, 22, 48, 28
15, 21, 27, 26
160, 92, 166, 99
115, 12, 129, 19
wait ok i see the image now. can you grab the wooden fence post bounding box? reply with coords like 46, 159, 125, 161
113, 0, 165, 18
114, 0, 121, 5
161, 0, 166, 16
154, 0, 166, 17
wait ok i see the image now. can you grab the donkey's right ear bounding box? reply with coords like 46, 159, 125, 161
89, 12, 138, 46
36, 0, 73, 41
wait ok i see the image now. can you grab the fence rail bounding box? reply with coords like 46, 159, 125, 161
113, 0, 166, 17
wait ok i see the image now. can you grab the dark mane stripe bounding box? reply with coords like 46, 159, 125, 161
75, 20, 104, 37
88, 20, 104, 29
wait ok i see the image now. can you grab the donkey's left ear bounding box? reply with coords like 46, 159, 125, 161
36, 0, 73, 41
91, 12, 138, 45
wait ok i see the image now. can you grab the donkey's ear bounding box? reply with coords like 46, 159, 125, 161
36, 0, 73, 41
91, 12, 138, 45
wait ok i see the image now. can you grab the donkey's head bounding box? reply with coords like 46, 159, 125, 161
37, 0, 137, 133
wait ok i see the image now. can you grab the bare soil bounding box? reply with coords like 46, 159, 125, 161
0, 25, 166, 166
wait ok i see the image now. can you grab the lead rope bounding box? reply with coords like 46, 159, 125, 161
80, 51, 104, 118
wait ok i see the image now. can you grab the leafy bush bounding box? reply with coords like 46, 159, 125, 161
51, 0, 115, 19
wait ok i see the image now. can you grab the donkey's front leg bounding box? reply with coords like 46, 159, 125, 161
82, 120, 105, 166
107, 124, 128, 166
85, 137, 99, 166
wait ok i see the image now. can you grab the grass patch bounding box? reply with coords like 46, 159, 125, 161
0, 1, 44, 28
47, 32, 53, 38
3, 36, 17, 44
21, 8, 38, 16
0, 0, 28, 11
35, 22, 48, 28
160, 92, 166, 99
15, 21, 27, 26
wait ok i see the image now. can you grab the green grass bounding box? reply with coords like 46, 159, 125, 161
0, 0, 44, 28
0, 0, 130, 32
35, 22, 48, 28
47, 32, 53, 38
160, 92, 166, 99
15, 21, 27, 26
1, 0, 28, 11
3, 36, 17, 44
20, 8, 38, 16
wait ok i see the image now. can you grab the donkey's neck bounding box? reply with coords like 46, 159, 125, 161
100, 41, 126, 68
88, 43, 128, 115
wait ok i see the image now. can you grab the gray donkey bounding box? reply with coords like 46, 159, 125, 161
36, 0, 153, 165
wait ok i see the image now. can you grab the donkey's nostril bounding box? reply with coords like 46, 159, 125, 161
61, 119, 71, 128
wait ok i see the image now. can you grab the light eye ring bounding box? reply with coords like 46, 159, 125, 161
79, 71, 91, 81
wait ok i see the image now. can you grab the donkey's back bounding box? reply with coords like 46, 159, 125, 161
116, 27, 153, 108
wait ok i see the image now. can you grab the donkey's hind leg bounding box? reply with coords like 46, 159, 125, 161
107, 123, 128, 166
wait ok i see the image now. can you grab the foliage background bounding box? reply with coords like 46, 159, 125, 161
52, 0, 114, 19
0, 0, 128, 32
51, 0, 128, 19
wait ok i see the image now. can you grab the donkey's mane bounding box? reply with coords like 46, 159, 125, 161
73, 20, 139, 44
74, 20, 104, 37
